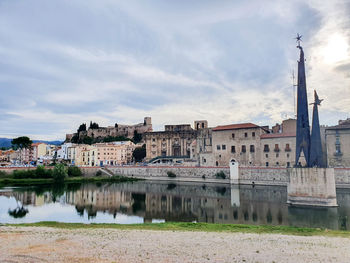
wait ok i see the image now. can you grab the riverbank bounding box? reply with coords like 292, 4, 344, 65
6, 221, 350, 237
1, 224, 350, 262
0, 175, 140, 187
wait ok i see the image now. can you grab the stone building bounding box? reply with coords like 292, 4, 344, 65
210, 123, 269, 167
66, 117, 152, 142
326, 118, 350, 167
195, 127, 214, 166
144, 124, 198, 163
260, 119, 297, 167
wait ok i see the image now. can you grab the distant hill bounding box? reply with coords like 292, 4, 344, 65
0, 138, 63, 149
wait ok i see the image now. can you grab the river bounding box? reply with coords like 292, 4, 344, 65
0, 181, 349, 230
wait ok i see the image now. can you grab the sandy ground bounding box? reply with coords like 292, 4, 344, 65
1, 226, 350, 263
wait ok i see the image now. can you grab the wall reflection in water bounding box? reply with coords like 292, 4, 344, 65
1, 182, 350, 230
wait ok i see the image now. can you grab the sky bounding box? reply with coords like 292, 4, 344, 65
0, 0, 349, 140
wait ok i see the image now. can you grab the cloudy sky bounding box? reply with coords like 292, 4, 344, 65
0, 0, 349, 140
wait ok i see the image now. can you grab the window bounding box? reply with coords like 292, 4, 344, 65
252, 132, 255, 137
264, 144, 270, 152
232, 133, 235, 139
241, 145, 246, 153
265, 162, 269, 167
274, 144, 280, 152
244, 132, 248, 138
287, 153, 290, 158
222, 145, 226, 150
287, 162, 290, 167
152, 138, 155, 142
276, 153, 279, 158
265, 154, 268, 158
217, 145, 221, 150
216, 161, 219, 166
285, 143, 291, 152
250, 145, 255, 152
231, 146, 236, 153
276, 162, 279, 166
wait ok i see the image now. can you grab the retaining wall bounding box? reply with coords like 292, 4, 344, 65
109, 166, 231, 184
109, 165, 350, 187
2, 165, 350, 187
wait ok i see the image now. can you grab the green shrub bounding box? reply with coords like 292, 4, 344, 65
167, 171, 176, 178
67, 166, 82, 177
95, 170, 103, 177
13, 169, 36, 179
52, 164, 67, 182
215, 171, 226, 179
35, 166, 52, 178
0, 170, 11, 178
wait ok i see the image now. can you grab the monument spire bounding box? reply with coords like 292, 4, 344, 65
309, 90, 325, 167
295, 34, 311, 166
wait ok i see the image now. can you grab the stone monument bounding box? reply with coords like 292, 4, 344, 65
287, 34, 337, 207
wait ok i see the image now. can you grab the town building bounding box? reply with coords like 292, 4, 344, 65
210, 123, 269, 167
325, 118, 350, 167
260, 119, 297, 167
19, 142, 47, 164
95, 141, 135, 166
144, 123, 198, 164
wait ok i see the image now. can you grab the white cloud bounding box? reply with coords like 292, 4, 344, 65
0, 0, 349, 140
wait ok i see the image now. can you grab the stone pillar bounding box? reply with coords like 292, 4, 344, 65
229, 159, 239, 184
287, 168, 337, 206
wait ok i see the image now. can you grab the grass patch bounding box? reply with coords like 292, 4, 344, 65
5, 221, 350, 238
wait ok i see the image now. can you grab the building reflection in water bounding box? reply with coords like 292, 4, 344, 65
1, 181, 350, 230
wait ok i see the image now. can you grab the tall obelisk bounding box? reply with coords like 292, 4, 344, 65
295, 34, 311, 166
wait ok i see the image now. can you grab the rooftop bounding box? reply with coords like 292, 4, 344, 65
261, 132, 296, 139
213, 123, 262, 131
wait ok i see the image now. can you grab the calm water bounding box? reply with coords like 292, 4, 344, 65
0, 181, 350, 230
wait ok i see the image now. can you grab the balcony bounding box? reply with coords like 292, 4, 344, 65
285, 148, 291, 152
274, 148, 280, 153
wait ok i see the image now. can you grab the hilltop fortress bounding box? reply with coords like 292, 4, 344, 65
66, 117, 152, 142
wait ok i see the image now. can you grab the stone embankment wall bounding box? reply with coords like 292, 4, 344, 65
109, 166, 350, 187
2, 166, 350, 187
109, 166, 231, 184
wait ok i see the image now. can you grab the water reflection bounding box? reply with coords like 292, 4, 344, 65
1, 181, 350, 230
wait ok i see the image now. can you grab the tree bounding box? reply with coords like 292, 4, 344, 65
133, 130, 142, 144
8, 206, 28, 218
133, 144, 146, 162
12, 136, 32, 164
82, 136, 94, 145
68, 166, 82, 177
52, 163, 67, 182
89, 121, 99, 129
11, 136, 32, 150
77, 123, 87, 133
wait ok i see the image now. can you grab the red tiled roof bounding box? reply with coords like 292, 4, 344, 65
261, 132, 296, 139
212, 123, 260, 131
31, 142, 46, 147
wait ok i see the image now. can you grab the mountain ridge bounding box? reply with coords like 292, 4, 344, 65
0, 138, 62, 148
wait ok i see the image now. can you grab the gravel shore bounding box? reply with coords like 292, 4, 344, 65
1, 226, 350, 263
